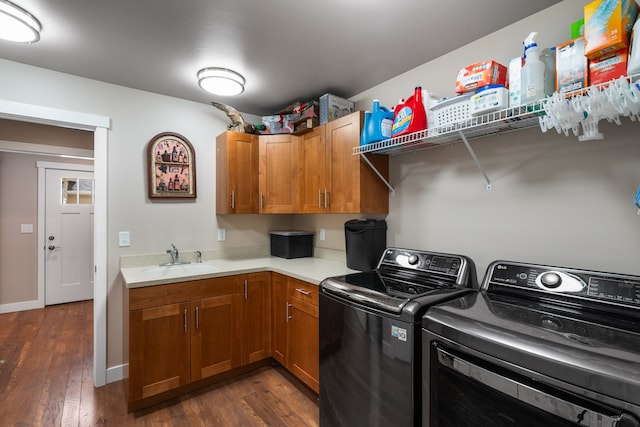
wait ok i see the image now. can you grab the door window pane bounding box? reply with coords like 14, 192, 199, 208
61, 178, 94, 205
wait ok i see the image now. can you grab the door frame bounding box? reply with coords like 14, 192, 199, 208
0, 99, 110, 387
37, 162, 94, 305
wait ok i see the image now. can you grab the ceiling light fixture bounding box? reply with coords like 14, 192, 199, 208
197, 67, 245, 96
0, 0, 41, 43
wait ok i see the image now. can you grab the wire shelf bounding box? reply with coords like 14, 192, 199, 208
354, 101, 546, 156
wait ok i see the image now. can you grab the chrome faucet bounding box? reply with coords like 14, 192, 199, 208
196, 250, 202, 263
167, 244, 179, 264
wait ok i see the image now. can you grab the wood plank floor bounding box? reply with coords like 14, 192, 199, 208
0, 300, 319, 426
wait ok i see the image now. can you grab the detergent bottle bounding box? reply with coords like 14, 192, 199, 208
361, 99, 394, 145
521, 32, 546, 104
391, 87, 427, 137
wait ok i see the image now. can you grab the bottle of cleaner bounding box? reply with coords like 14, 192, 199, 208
392, 87, 427, 137
521, 32, 546, 104
361, 99, 394, 145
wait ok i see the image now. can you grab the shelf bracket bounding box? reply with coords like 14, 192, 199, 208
359, 153, 395, 196
458, 131, 492, 190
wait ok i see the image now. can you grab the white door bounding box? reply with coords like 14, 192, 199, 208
45, 169, 95, 305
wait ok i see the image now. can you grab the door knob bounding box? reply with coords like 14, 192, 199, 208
48, 235, 55, 241
48, 245, 56, 251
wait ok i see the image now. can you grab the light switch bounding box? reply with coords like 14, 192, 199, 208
119, 231, 131, 247
21, 224, 34, 234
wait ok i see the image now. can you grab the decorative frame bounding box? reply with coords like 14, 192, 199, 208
147, 132, 197, 199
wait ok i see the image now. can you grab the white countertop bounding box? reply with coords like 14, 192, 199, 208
121, 255, 357, 289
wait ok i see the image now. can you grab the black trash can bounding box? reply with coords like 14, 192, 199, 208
344, 219, 387, 271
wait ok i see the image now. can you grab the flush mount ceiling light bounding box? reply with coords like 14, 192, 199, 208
197, 67, 245, 96
0, 0, 41, 43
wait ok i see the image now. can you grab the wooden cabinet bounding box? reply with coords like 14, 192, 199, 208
216, 131, 259, 213
259, 134, 300, 213
271, 273, 319, 393
287, 278, 319, 393
128, 273, 271, 409
324, 111, 389, 213
129, 301, 191, 402
271, 273, 289, 366
241, 272, 272, 365
298, 111, 389, 213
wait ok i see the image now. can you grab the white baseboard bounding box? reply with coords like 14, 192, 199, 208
106, 363, 127, 384
0, 299, 43, 314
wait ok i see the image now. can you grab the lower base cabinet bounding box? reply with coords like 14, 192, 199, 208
272, 273, 319, 393
127, 272, 271, 410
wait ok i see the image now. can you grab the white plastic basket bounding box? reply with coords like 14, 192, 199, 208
429, 93, 473, 128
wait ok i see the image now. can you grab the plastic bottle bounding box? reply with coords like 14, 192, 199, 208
521, 32, 546, 104
540, 47, 556, 97
361, 100, 394, 145
392, 87, 427, 137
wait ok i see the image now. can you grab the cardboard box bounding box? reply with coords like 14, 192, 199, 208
261, 114, 300, 134
455, 60, 508, 94
294, 100, 319, 118
508, 56, 523, 107
556, 37, 589, 96
589, 47, 628, 85
572, 19, 585, 39
319, 93, 355, 124
584, 0, 638, 59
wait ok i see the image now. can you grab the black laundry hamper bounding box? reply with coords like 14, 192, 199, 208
344, 219, 387, 271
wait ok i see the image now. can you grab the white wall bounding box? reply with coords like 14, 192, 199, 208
350, 0, 640, 278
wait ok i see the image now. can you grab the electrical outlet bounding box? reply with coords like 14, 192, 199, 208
217, 228, 226, 241
118, 231, 130, 247
319, 229, 326, 241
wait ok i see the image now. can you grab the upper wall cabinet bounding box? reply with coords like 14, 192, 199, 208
216, 131, 259, 214
217, 111, 390, 215
259, 134, 300, 213
299, 111, 389, 214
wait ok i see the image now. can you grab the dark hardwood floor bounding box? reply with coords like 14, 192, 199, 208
0, 300, 319, 426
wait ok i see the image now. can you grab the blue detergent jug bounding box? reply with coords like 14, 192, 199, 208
361, 99, 394, 145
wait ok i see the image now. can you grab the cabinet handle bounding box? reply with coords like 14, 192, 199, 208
295, 288, 311, 296
286, 302, 292, 322
244, 279, 248, 301
231, 191, 235, 209
260, 192, 263, 210
318, 189, 322, 208
183, 309, 188, 332
324, 189, 329, 208
195, 306, 199, 330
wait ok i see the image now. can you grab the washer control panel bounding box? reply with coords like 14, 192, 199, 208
381, 247, 464, 276
487, 261, 640, 306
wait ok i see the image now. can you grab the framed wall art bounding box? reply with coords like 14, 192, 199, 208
147, 132, 197, 199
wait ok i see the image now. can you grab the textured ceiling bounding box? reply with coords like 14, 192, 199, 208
0, 0, 562, 115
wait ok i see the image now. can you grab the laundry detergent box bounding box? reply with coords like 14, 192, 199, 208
319, 93, 355, 124
556, 37, 589, 96
584, 0, 638, 59
455, 60, 508, 94
508, 56, 523, 107
589, 47, 628, 85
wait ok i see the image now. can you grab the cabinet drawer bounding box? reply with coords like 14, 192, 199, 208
287, 279, 318, 306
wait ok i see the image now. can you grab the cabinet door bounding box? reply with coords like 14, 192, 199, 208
271, 273, 289, 366
297, 127, 328, 213
288, 296, 319, 393
326, 111, 389, 213
216, 131, 258, 214
259, 134, 299, 213
191, 292, 242, 381
241, 272, 272, 365
129, 302, 191, 401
